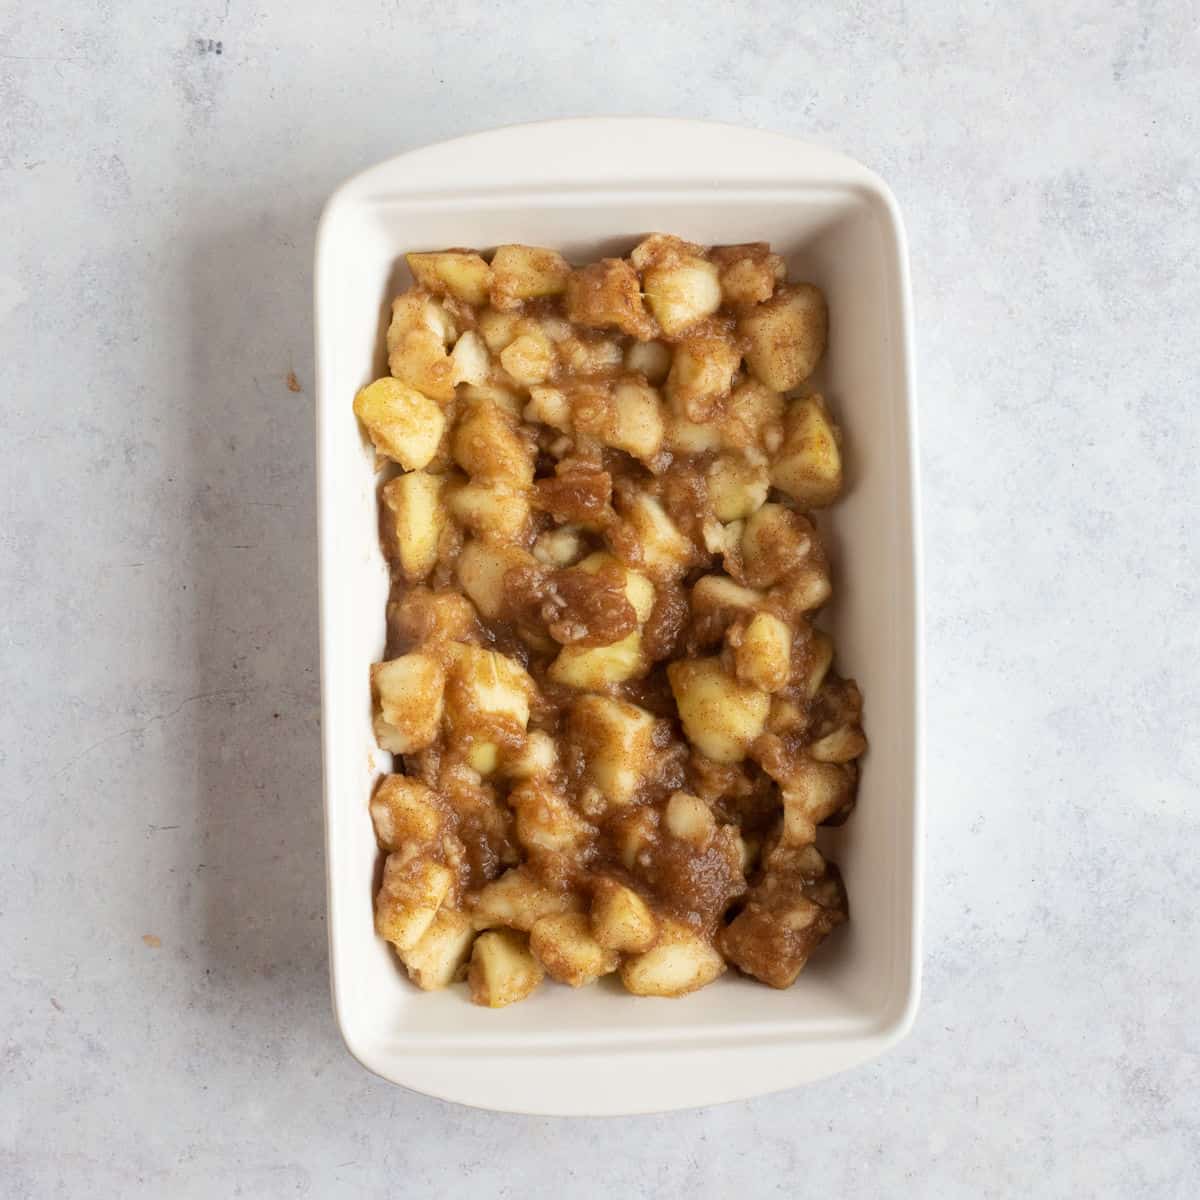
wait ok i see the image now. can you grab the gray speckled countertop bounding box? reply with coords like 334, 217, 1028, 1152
3, 2, 1198, 1196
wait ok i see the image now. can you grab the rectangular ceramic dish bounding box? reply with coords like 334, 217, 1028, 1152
314, 118, 922, 1115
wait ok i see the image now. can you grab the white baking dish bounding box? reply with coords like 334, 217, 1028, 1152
314, 118, 922, 1115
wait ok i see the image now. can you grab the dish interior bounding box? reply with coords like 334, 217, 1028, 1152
320, 186, 916, 1051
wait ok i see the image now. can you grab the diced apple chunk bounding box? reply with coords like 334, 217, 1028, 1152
666, 414, 723, 454
370, 654, 445, 754
489, 244, 572, 308
477, 307, 521, 354
467, 741, 499, 778
548, 629, 646, 689
664, 791, 716, 846
445, 645, 535, 738
587, 378, 665, 461
446, 480, 531, 539
501, 730, 558, 779
530, 912, 619, 987
382, 470, 446, 581
532, 524, 587, 568
664, 334, 741, 422
619, 921, 726, 997
643, 257, 722, 336
568, 695, 657, 805
702, 516, 741, 557
406, 250, 493, 305
353, 378, 446, 470
622, 493, 693, 577
722, 380, 786, 453
740, 503, 818, 588
453, 400, 534, 485
809, 725, 868, 763
690, 574, 763, 644
385, 291, 458, 401
524, 385, 572, 432
624, 339, 672, 385
706, 455, 769, 521
509, 780, 593, 858
771, 565, 832, 617
387, 587, 481, 651
629, 233, 704, 271
401, 908, 475, 990
375, 854, 453, 952
739, 282, 828, 390
468, 929, 543, 1007
369, 775, 444, 849
455, 540, 536, 620
389, 328, 456, 402
590, 878, 657, 953
449, 329, 491, 386
733, 612, 793, 693
471, 867, 584, 932
781, 757, 856, 845
557, 333, 624, 375
711, 242, 786, 307
769, 394, 843, 508
499, 329, 555, 386
667, 657, 770, 764
565, 259, 656, 340
388, 290, 456, 348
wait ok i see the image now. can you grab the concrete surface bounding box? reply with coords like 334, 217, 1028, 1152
2, 1, 1198, 1196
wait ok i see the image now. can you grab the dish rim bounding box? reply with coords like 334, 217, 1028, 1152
314, 117, 923, 1114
